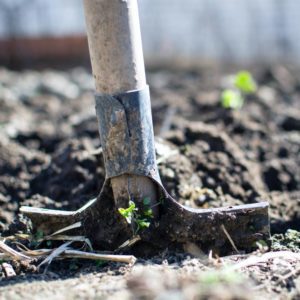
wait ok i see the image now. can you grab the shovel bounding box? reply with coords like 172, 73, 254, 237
21, 0, 270, 254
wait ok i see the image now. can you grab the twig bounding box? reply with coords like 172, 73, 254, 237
47, 221, 82, 237
61, 249, 137, 264
37, 241, 73, 270
0, 248, 53, 260
28, 248, 137, 264
117, 235, 141, 250
0, 247, 137, 265
43, 235, 93, 251
221, 224, 239, 254
1, 233, 31, 241
0, 240, 31, 261
20, 206, 75, 216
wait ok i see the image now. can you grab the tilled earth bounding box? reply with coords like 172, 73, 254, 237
0, 65, 299, 299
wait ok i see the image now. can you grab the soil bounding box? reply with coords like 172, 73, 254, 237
0, 65, 299, 299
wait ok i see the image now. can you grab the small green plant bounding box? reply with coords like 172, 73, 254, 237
221, 70, 257, 109
118, 198, 154, 234
118, 200, 136, 224
221, 89, 244, 109
234, 71, 257, 93
142, 197, 154, 218
135, 219, 151, 231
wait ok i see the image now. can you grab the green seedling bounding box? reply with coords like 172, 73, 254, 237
118, 200, 136, 224
221, 70, 257, 109
143, 208, 154, 218
142, 197, 154, 218
118, 198, 154, 234
135, 219, 151, 231
221, 89, 244, 109
234, 71, 257, 94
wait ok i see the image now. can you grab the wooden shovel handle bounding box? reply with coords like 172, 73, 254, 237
83, 0, 146, 94
83, 0, 157, 210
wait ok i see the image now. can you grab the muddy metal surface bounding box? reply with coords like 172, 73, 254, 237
0, 65, 299, 299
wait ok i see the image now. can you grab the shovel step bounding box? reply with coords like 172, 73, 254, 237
20, 194, 269, 254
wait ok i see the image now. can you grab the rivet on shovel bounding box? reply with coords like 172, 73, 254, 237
20, 0, 270, 254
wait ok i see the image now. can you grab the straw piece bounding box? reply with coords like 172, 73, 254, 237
44, 235, 93, 250
117, 235, 141, 250
47, 221, 82, 237
37, 241, 72, 270
221, 224, 240, 254
62, 249, 137, 264
0, 247, 137, 265
0, 241, 31, 261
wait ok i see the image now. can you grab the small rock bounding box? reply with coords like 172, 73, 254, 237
1, 263, 16, 277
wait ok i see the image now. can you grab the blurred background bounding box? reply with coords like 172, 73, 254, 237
0, 0, 300, 68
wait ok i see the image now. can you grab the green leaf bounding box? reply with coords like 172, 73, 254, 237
118, 200, 136, 223
143, 208, 153, 218
221, 89, 244, 109
234, 71, 257, 94
136, 219, 150, 230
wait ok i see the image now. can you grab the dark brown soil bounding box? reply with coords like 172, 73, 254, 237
0, 65, 299, 299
